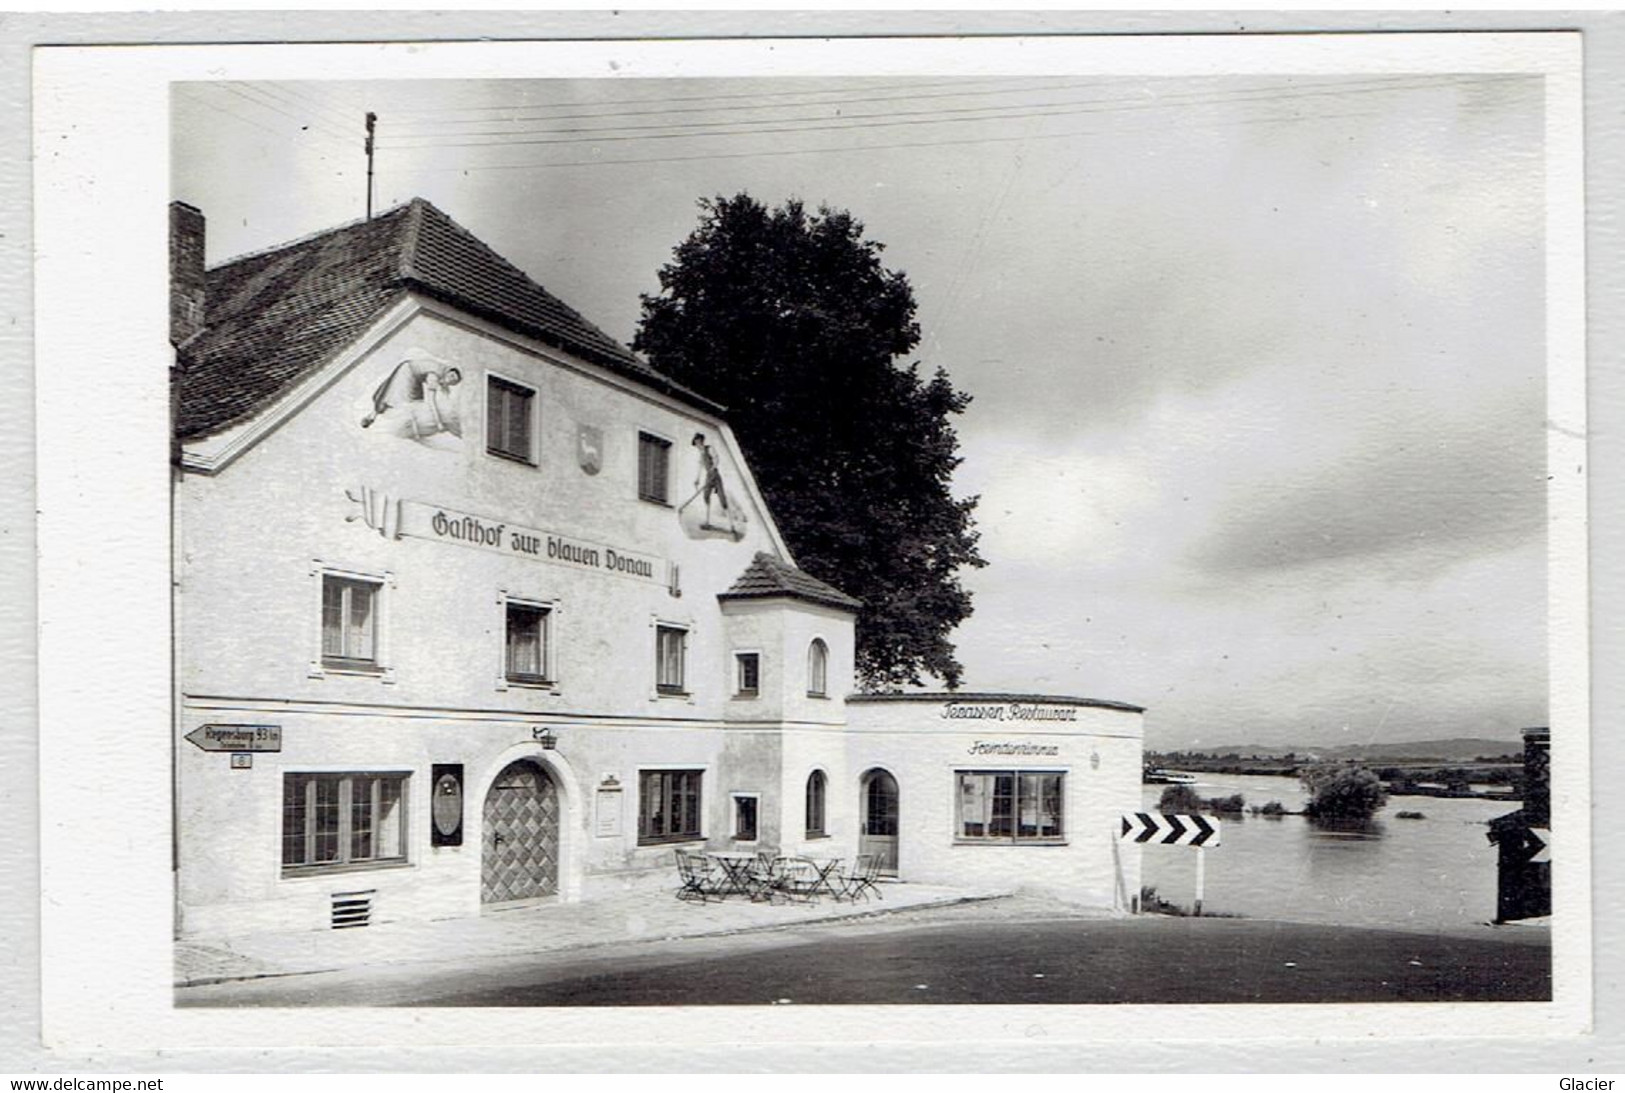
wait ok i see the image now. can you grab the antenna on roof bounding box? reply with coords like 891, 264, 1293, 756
364, 112, 378, 220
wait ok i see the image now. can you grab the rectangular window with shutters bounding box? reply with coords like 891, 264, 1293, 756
505, 601, 551, 684
321, 574, 381, 669
954, 770, 1065, 844
637, 431, 671, 504
486, 374, 536, 464
282, 772, 408, 873
638, 769, 703, 844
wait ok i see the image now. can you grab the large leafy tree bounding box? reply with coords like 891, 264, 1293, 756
634, 194, 985, 689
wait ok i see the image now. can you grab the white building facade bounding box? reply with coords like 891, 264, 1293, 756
845, 694, 1144, 909
170, 199, 1143, 941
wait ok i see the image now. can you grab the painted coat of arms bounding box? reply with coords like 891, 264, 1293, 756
577, 424, 603, 475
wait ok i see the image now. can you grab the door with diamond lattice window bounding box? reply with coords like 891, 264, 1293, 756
481, 760, 560, 904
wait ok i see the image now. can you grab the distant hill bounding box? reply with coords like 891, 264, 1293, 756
1168, 738, 1524, 763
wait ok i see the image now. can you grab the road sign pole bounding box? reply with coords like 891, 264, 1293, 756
1194, 846, 1205, 917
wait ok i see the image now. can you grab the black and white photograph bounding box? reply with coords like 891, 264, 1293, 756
29, 26, 1591, 1055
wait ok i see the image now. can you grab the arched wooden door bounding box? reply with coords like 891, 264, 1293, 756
859, 768, 899, 876
481, 759, 560, 904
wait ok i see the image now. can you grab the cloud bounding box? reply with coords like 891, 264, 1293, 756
1184, 387, 1544, 577
955, 536, 1546, 747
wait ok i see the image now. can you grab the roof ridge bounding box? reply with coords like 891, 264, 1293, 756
203, 201, 415, 274
398, 197, 426, 282
408, 201, 604, 331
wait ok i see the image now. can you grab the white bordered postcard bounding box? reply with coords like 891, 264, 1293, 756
32, 29, 1588, 1056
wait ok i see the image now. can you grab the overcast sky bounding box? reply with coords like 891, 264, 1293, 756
172, 71, 1548, 750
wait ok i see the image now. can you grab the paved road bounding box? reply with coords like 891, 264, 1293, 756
178, 908, 1549, 1008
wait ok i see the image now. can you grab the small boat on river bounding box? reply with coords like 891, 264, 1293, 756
1143, 768, 1198, 785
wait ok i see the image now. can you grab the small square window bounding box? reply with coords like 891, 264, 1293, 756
638, 432, 672, 504
656, 625, 687, 695
735, 652, 760, 696
322, 574, 380, 668
486, 375, 535, 463
505, 602, 550, 684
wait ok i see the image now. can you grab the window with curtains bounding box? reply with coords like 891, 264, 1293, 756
656, 624, 688, 695
321, 574, 381, 669
807, 638, 829, 697
805, 770, 828, 838
638, 769, 703, 844
504, 601, 551, 684
955, 771, 1065, 843
637, 431, 671, 503
486, 374, 535, 463
282, 772, 408, 872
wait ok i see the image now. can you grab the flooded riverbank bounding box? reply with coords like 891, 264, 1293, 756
1139, 773, 1518, 931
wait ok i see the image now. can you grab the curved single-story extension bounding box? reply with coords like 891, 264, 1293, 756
845, 692, 1145, 909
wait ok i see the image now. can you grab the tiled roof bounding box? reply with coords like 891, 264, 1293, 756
717, 552, 862, 612
175, 198, 719, 441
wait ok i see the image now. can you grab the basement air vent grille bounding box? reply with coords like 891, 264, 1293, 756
330, 889, 375, 929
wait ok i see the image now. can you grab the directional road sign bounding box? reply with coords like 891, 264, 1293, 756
186, 724, 282, 753
1120, 811, 1221, 848
1528, 827, 1550, 864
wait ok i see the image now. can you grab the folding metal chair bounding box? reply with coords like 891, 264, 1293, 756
675, 848, 717, 903
842, 853, 884, 902
775, 857, 823, 904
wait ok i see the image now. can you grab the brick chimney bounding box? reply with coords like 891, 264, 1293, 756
170, 201, 206, 347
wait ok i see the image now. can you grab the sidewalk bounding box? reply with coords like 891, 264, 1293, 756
174, 880, 1019, 988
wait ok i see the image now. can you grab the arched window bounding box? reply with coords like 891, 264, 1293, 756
805, 770, 828, 837
807, 638, 829, 697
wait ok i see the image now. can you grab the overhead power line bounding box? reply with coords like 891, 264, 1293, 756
211, 83, 355, 153
405, 103, 1394, 175
383, 77, 1126, 134
379, 73, 1525, 155
262, 83, 373, 142
174, 84, 284, 138
384, 74, 1102, 118
240, 83, 353, 143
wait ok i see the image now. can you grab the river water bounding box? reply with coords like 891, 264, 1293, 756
1137, 773, 1520, 931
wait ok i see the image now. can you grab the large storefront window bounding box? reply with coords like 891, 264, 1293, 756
638, 769, 703, 844
282, 772, 408, 872
955, 771, 1064, 843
